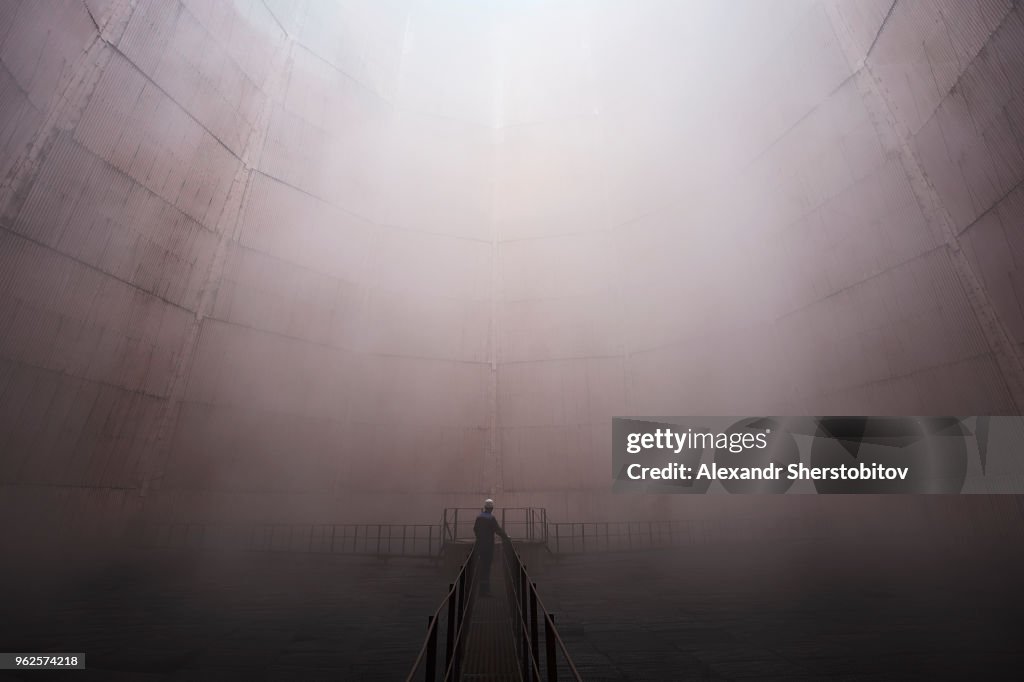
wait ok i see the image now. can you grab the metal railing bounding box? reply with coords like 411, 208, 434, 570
128, 512, 766, 559
130, 521, 444, 557
442, 507, 548, 544
547, 518, 756, 554
405, 544, 478, 681
129, 508, 549, 558
502, 542, 583, 682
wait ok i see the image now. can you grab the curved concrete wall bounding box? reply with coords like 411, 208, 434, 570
2, 1, 1023, 533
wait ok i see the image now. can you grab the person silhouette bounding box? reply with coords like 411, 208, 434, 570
473, 499, 510, 596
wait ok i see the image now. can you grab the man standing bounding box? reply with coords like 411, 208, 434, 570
473, 499, 510, 596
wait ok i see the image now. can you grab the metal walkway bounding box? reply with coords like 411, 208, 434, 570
460, 565, 520, 681
407, 541, 582, 681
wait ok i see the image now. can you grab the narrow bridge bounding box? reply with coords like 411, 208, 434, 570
405, 536, 583, 681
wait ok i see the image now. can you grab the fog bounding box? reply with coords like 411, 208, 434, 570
1, 0, 1024, 560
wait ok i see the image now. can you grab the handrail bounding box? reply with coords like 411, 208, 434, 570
442, 507, 548, 544
547, 518, 756, 554
500, 541, 583, 682
405, 543, 478, 681
129, 521, 445, 557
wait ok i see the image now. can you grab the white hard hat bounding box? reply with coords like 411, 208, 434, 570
484, 498, 494, 510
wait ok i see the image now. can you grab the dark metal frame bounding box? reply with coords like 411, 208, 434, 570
548, 518, 755, 554
130, 512, 755, 560
132, 521, 445, 557
405, 544, 478, 681
442, 507, 549, 545
501, 543, 583, 682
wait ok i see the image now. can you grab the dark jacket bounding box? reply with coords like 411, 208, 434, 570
473, 511, 509, 549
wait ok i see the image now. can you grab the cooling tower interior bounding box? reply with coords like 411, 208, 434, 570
1, 1, 1024, 678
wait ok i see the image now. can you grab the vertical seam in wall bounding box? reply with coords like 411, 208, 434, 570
488, 11, 502, 497
136, 9, 299, 500
825, 1, 1024, 411
489, 169, 500, 497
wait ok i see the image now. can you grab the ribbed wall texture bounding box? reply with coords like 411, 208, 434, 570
1, 0, 1023, 535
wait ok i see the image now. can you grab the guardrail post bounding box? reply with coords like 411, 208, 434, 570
457, 568, 466, 629
520, 564, 529, 674
530, 582, 539, 681
425, 615, 437, 682
459, 551, 473, 680
545, 613, 558, 682
445, 583, 456, 670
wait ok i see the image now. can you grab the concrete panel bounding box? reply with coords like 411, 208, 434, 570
347, 354, 489, 428
0, 0, 95, 110
372, 226, 491, 300
344, 419, 487, 493
118, 0, 266, 156
185, 319, 354, 420
498, 357, 627, 429
499, 294, 624, 363
394, 2, 495, 126
491, 1, 598, 128
0, 359, 164, 488
179, 0, 285, 88
376, 112, 495, 240
499, 231, 615, 301
296, 0, 407, 100
13, 133, 218, 310
73, 51, 242, 231
494, 116, 612, 240
3, 0, 1024, 528
961, 185, 1024, 344
239, 172, 376, 284
164, 401, 343, 493
911, 8, 1024, 231
0, 230, 193, 395
213, 241, 356, 347
353, 288, 490, 362
500, 423, 601, 492
868, 0, 1013, 135
258, 100, 389, 218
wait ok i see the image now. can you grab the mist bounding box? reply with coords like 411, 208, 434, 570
1, 1, 1024, 677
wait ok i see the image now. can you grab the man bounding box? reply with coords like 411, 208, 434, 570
473, 499, 510, 596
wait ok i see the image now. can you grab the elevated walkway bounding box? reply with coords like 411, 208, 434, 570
406, 540, 582, 681
460, 561, 519, 681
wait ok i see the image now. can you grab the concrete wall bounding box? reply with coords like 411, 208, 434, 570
1, 1, 1023, 533
492, 0, 1024, 520
151, 1, 499, 524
